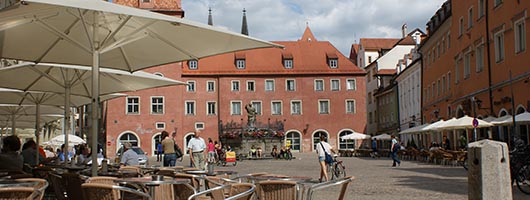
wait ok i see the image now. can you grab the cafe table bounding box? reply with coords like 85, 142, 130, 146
114, 176, 190, 199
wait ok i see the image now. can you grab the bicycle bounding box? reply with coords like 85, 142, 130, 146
328, 155, 346, 180
510, 144, 530, 195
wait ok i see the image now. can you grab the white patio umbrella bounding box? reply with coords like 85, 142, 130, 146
437, 115, 493, 130
399, 123, 431, 134
496, 112, 530, 125
421, 119, 446, 132
340, 131, 371, 140
0, 0, 281, 176
491, 114, 513, 125
0, 63, 184, 166
372, 133, 392, 140
44, 134, 85, 146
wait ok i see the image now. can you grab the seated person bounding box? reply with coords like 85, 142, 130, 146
120, 142, 139, 166
279, 146, 286, 159
76, 144, 91, 165
0, 135, 24, 172
21, 140, 53, 168
249, 145, 257, 158
256, 146, 263, 158
271, 145, 279, 158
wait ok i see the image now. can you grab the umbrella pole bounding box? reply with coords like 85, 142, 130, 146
11, 114, 16, 135
91, 17, 100, 176
35, 103, 40, 165
64, 81, 71, 163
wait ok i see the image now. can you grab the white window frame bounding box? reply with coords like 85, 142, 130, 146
265, 79, 275, 91
314, 79, 324, 91
186, 81, 196, 92
515, 18, 526, 54
251, 101, 262, 115
230, 101, 242, 115
206, 80, 215, 92
185, 100, 196, 116
188, 60, 198, 70
464, 50, 471, 79
236, 59, 245, 69
290, 100, 302, 115
155, 122, 165, 130
246, 80, 255, 92
328, 59, 338, 68
476, 43, 485, 72
318, 99, 330, 114
330, 79, 340, 91
271, 101, 283, 115
283, 59, 293, 69
195, 122, 205, 130
151, 96, 164, 115
126, 96, 140, 115
478, 0, 485, 18
459, 17, 464, 37
494, 30, 505, 63
286, 79, 296, 91
231, 80, 240, 92
468, 7, 473, 29
346, 79, 356, 90
206, 101, 217, 115
346, 99, 356, 114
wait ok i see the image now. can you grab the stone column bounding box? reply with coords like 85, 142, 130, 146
468, 139, 512, 200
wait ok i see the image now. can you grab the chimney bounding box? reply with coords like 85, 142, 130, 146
241, 8, 249, 36
207, 7, 213, 26
401, 23, 407, 38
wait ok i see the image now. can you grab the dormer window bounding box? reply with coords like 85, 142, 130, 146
236, 59, 246, 69
328, 59, 338, 68
326, 52, 338, 68
188, 60, 198, 70
283, 59, 293, 69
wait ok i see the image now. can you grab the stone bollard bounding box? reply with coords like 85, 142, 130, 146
468, 139, 512, 200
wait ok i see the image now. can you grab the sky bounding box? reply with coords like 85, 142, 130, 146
182, 0, 447, 56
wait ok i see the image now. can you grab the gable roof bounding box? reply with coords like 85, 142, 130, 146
349, 44, 359, 63
359, 38, 400, 51
300, 26, 317, 42
377, 69, 397, 76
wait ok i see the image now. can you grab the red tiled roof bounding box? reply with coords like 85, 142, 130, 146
397, 36, 416, 45
299, 26, 317, 42
349, 44, 359, 64
377, 69, 397, 76
360, 38, 400, 51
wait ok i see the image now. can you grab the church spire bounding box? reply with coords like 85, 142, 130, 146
241, 8, 249, 36
300, 23, 317, 42
207, 7, 213, 26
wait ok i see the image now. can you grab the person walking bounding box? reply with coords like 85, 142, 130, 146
187, 130, 207, 170
207, 138, 216, 163
371, 138, 379, 158
316, 135, 335, 182
161, 131, 176, 167
390, 135, 401, 167
156, 142, 163, 162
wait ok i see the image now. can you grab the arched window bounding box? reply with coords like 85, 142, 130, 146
313, 131, 328, 151
285, 132, 300, 151
338, 131, 355, 150
119, 132, 139, 147
152, 133, 162, 155
184, 134, 194, 155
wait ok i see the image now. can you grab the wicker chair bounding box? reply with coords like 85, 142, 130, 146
187, 185, 229, 200
173, 174, 201, 191
0, 187, 37, 200
173, 183, 197, 200
256, 180, 298, 200
305, 176, 354, 200
227, 183, 255, 200
87, 176, 118, 185
48, 173, 66, 200
81, 183, 151, 200
15, 178, 49, 200
62, 172, 85, 200
119, 166, 142, 177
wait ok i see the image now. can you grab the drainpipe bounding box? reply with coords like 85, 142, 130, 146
485, 0, 494, 116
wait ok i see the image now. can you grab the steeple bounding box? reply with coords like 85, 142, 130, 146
300, 23, 317, 42
207, 7, 213, 26
241, 8, 249, 36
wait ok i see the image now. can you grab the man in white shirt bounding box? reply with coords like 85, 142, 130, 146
120, 142, 139, 166
187, 130, 207, 170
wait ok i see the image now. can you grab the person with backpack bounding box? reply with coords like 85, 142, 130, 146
390, 135, 401, 167
316, 135, 336, 182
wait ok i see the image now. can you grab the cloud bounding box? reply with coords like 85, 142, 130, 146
182, 0, 446, 56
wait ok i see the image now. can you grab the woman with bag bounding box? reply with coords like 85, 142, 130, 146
316, 135, 335, 182
161, 131, 176, 167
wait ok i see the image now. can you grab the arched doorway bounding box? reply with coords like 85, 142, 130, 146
285, 131, 301, 152
116, 132, 139, 153
152, 133, 162, 155
338, 130, 355, 150
184, 133, 194, 155
312, 130, 328, 151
